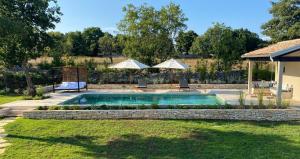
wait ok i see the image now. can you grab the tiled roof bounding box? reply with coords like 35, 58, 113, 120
242, 39, 300, 58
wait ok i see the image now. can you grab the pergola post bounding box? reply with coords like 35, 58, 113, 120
248, 60, 253, 94
276, 61, 284, 106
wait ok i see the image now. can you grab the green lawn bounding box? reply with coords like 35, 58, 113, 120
0, 95, 23, 105
2, 119, 300, 159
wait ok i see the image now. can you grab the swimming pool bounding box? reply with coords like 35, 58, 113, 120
61, 93, 224, 106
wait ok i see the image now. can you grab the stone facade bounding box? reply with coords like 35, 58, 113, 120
24, 109, 300, 121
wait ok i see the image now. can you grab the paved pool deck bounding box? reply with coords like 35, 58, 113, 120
1, 89, 300, 111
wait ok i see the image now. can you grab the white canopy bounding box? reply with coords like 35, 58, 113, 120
109, 59, 149, 69
153, 58, 189, 70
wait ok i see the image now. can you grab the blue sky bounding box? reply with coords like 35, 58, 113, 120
53, 0, 273, 39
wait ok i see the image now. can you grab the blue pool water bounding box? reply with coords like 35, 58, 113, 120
61, 93, 224, 106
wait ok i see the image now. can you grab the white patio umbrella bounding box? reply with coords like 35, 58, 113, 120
153, 58, 189, 83
109, 59, 149, 69
153, 58, 189, 70
109, 59, 149, 83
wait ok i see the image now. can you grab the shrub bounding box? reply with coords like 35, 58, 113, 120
267, 99, 275, 109
151, 104, 159, 109
89, 105, 98, 110
61, 106, 70, 110
48, 106, 61, 110
0, 90, 6, 95
83, 59, 97, 72
37, 106, 48, 110
23, 89, 29, 96
281, 99, 290, 109
139, 105, 148, 109
23, 96, 33, 100
36, 86, 45, 97
257, 90, 264, 107
238, 91, 245, 107
70, 106, 81, 110
99, 105, 108, 110
33, 96, 43, 100
249, 100, 254, 109
14, 88, 23, 95
222, 103, 233, 109
196, 60, 208, 83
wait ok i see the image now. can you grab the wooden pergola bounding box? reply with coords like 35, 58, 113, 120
53, 66, 88, 92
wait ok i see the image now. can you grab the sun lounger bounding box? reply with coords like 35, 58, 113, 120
270, 83, 292, 95
136, 79, 147, 88
55, 82, 87, 91
178, 78, 189, 88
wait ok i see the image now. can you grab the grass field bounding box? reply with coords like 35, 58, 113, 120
29, 56, 249, 70
2, 119, 300, 159
0, 95, 23, 105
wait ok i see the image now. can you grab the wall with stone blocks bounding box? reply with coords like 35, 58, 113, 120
0, 108, 10, 117
23, 109, 300, 121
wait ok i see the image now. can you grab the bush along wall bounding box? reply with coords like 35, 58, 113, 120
0, 69, 62, 93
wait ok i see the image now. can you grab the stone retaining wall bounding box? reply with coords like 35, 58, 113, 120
0, 108, 10, 117
23, 109, 300, 121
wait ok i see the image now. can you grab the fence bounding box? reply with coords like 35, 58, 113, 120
0, 68, 247, 92
89, 70, 247, 84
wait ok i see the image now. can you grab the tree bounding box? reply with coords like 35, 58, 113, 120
118, 3, 187, 65
114, 34, 127, 55
82, 27, 104, 56
175, 30, 198, 54
262, 0, 300, 42
0, 17, 25, 67
0, 0, 61, 96
233, 28, 264, 53
189, 36, 210, 58
64, 31, 86, 56
192, 23, 263, 71
47, 31, 65, 66
98, 33, 115, 63
160, 2, 188, 41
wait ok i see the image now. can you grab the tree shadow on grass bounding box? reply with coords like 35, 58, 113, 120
186, 119, 300, 128
6, 128, 300, 159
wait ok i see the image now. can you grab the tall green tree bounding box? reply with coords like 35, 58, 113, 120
98, 33, 115, 63
114, 34, 127, 55
0, 0, 61, 96
64, 31, 86, 56
0, 17, 25, 67
262, 0, 300, 42
233, 28, 264, 52
82, 27, 104, 56
118, 3, 187, 65
192, 23, 263, 71
46, 31, 65, 66
175, 30, 198, 54
189, 36, 210, 58
160, 2, 188, 41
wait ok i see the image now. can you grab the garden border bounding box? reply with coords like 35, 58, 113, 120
23, 109, 300, 121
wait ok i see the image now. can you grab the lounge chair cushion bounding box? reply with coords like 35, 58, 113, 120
56, 82, 86, 90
